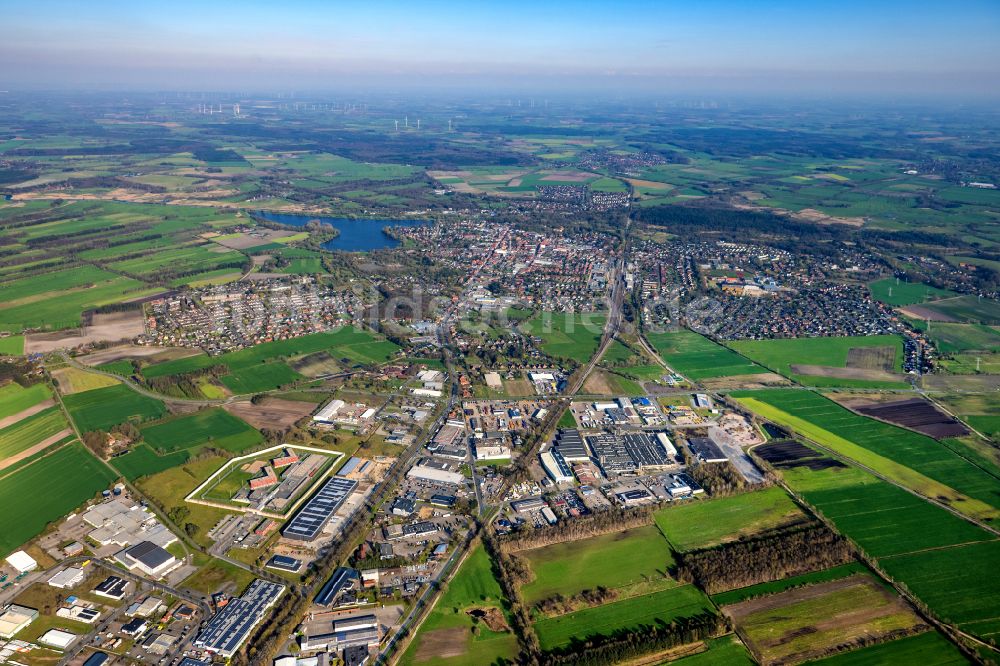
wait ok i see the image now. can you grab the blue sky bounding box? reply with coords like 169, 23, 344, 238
2, 0, 998, 95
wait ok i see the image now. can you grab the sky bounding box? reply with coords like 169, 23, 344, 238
2, 0, 999, 97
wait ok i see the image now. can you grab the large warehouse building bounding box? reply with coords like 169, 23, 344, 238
195, 579, 285, 658
281, 477, 358, 542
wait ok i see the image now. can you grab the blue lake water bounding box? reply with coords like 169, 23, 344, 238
255, 211, 432, 251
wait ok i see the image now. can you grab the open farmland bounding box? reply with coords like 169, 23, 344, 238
518, 525, 676, 604
0, 407, 70, 462
139, 407, 262, 453
522, 312, 606, 363
728, 335, 907, 388
878, 540, 1000, 641
913, 295, 1000, 324
709, 562, 867, 606
532, 584, 716, 651
0, 335, 24, 355
62, 383, 167, 432
868, 278, 956, 306
0, 442, 117, 557
218, 362, 303, 394
908, 320, 1000, 353
141, 327, 397, 379
733, 390, 1000, 522
646, 329, 762, 380
111, 443, 191, 481
134, 454, 233, 547
654, 486, 807, 551
399, 544, 517, 666
806, 631, 968, 666
774, 460, 1000, 643
0, 382, 51, 420
724, 574, 926, 665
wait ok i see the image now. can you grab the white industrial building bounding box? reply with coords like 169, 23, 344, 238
0, 605, 37, 638
4, 551, 37, 574
407, 462, 464, 485
540, 450, 574, 484
38, 628, 77, 650
47, 567, 85, 589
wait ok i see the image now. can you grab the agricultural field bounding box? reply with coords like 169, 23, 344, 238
772, 459, 1000, 643
667, 636, 755, 666
218, 362, 303, 394
532, 584, 715, 651
654, 487, 807, 551
141, 327, 398, 379
0, 382, 51, 420
518, 525, 677, 604
806, 631, 968, 666
0, 442, 117, 557
728, 335, 908, 388
878, 540, 1000, 640
709, 562, 868, 606
733, 390, 1000, 522
399, 544, 517, 666
135, 454, 234, 547
724, 574, 926, 665
522, 312, 606, 363
62, 383, 167, 432
111, 443, 191, 481
645, 330, 762, 380
935, 393, 1000, 440
0, 335, 24, 355
868, 278, 956, 306
909, 295, 1000, 324
50, 366, 121, 394
139, 408, 263, 454
0, 407, 70, 463
907, 319, 1000, 354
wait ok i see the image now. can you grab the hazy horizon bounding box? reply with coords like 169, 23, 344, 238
2, 0, 999, 99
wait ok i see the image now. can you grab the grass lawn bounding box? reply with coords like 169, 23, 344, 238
522, 312, 606, 363
519, 525, 676, 604
728, 335, 907, 388
139, 408, 262, 453
654, 486, 807, 551
182, 558, 257, 596
733, 390, 1000, 522
646, 330, 762, 380
63, 384, 166, 432
532, 584, 715, 651
868, 278, 955, 306
0, 442, 116, 557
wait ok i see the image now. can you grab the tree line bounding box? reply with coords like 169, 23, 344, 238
675, 523, 854, 594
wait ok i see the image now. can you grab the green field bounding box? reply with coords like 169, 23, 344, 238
654, 486, 807, 551
671, 636, 755, 666
142, 327, 398, 378
646, 330, 762, 380
868, 278, 956, 306
218, 362, 303, 393
0, 335, 24, 355
399, 544, 517, 666
519, 525, 676, 604
0, 382, 51, 420
879, 540, 1000, 640
780, 463, 994, 557
710, 562, 868, 606
918, 295, 1000, 324
0, 407, 68, 460
523, 312, 606, 362
110, 443, 191, 481
907, 319, 1000, 353
805, 631, 968, 666
0, 442, 117, 557
729, 335, 907, 388
734, 390, 1000, 522
532, 584, 715, 651
97, 360, 136, 376
139, 408, 263, 453
63, 384, 167, 432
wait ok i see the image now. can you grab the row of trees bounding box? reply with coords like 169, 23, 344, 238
676, 524, 854, 594
498, 506, 654, 553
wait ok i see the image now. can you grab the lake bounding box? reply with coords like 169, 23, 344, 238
255, 211, 432, 251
